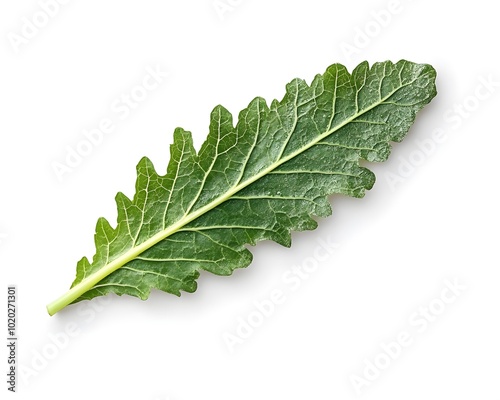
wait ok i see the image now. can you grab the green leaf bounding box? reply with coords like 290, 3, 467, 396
47, 60, 437, 315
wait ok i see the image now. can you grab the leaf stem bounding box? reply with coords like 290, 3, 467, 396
46, 76, 420, 315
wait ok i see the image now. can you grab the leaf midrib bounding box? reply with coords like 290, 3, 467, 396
58, 78, 416, 307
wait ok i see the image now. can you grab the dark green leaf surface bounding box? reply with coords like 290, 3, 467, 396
47, 60, 437, 314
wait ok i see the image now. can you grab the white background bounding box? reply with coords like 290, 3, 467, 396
1, 0, 499, 398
